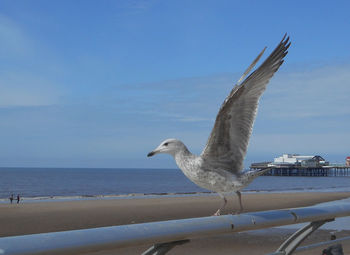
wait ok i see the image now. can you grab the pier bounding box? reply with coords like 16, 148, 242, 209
250, 154, 350, 176
250, 165, 350, 177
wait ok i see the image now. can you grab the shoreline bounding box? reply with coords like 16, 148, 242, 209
1, 187, 350, 204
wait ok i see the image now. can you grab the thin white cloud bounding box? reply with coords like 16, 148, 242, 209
112, 72, 235, 123
115, 0, 156, 16
249, 133, 350, 155
261, 63, 350, 119
138, 110, 214, 123
114, 62, 350, 127
0, 15, 34, 57
177, 116, 214, 122
128, 0, 155, 10
0, 15, 63, 108
0, 72, 62, 107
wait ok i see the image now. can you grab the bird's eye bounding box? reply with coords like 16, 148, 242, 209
164, 143, 168, 146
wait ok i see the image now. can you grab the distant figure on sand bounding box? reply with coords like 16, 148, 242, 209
16, 194, 20, 204
9, 194, 14, 204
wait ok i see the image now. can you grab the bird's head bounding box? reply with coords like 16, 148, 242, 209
147, 138, 186, 157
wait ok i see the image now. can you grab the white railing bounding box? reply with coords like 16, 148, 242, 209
0, 202, 350, 255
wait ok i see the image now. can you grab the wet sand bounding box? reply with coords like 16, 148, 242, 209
1, 192, 350, 254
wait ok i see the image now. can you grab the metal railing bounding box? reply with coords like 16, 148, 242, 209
0, 202, 350, 255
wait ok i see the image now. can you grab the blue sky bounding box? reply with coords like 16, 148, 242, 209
0, 0, 349, 168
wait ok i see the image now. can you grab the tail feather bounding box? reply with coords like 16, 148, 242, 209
240, 167, 272, 185
255, 167, 272, 176
243, 167, 272, 180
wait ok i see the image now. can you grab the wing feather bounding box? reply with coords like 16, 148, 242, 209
201, 35, 291, 173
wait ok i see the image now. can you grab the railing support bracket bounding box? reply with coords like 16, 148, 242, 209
142, 239, 190, 255
271, 218, 334, 255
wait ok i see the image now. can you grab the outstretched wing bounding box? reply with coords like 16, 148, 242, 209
201, 35, 290, 173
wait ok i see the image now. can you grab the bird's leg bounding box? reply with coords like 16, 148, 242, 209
213, 194, 227, 216
234, 191, 243, 214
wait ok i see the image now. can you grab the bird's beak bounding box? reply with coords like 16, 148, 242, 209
147, 151, 156, 157
148, 148, 161, 157
147, 144, 164, 157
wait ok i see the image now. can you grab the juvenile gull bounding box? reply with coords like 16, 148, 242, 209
148, 35, 290, 215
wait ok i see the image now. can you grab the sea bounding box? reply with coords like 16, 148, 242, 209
1, 167, 350, 202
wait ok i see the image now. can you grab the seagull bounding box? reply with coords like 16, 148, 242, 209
148, 35, 290, 215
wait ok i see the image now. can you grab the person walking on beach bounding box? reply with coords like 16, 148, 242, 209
16, 194, 20, 204
9, 194, 14, 204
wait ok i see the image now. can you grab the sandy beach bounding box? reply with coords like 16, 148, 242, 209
1, 192, 350, 254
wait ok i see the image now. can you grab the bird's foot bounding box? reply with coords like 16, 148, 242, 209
213, 210, 221, 216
